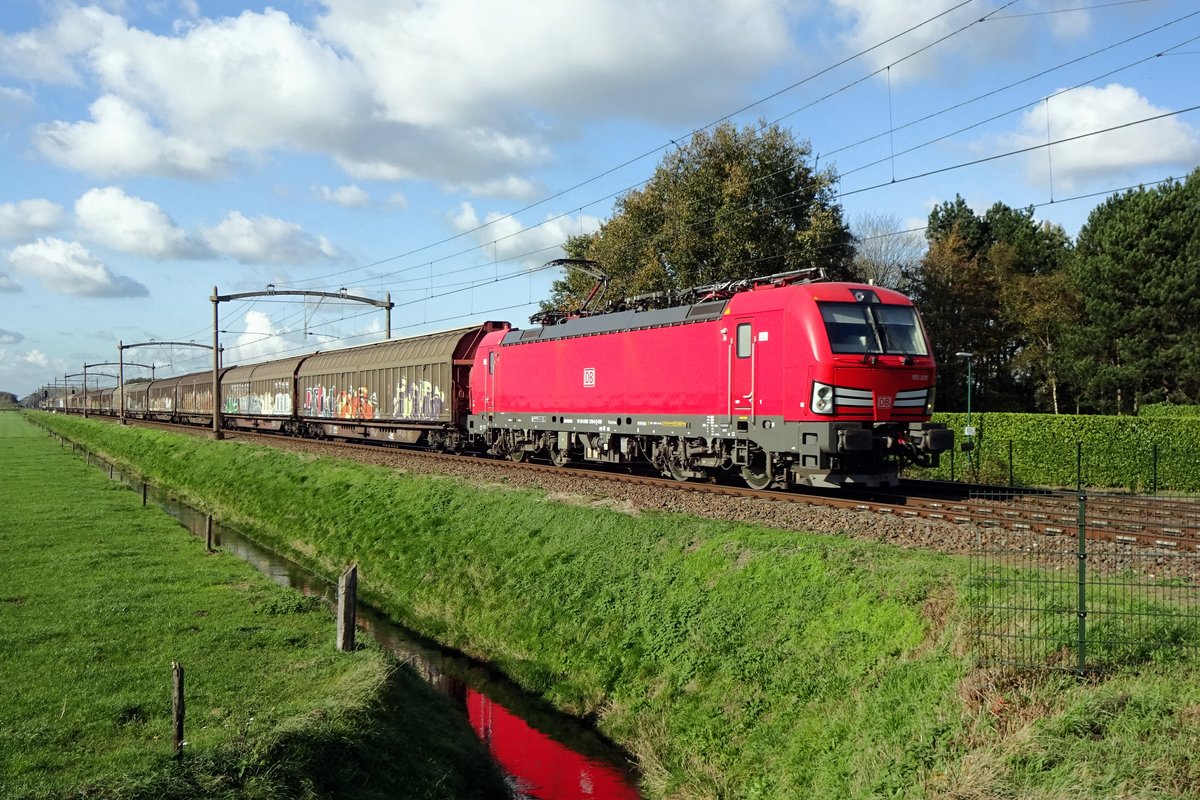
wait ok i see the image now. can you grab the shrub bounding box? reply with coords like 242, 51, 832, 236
915, 412, 1200, 491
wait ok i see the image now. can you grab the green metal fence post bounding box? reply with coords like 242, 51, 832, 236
1076, 492, 1087, 678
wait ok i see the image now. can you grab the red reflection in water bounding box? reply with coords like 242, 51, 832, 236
468, 690, 641, 800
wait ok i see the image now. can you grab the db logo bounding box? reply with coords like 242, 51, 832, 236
877, 396, 893, 408
583, 368, 596, 388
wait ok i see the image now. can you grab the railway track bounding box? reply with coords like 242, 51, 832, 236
100, 414, 1199, 555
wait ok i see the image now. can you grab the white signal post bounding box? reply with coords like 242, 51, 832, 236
956, 351, 975, 465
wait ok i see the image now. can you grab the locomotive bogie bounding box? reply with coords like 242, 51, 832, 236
471, 411, 936, 488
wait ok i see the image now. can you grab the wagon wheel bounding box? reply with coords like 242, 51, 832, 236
741, 449, 774, 490
508, 448, 527, 463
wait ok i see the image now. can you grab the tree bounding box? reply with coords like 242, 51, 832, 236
544, 121, 854, 314
905, 196, 1074, 412
850, 211, 925, 289
906, 228, 1002, 412
1067, 170, 1200, 413
998, 260, 1076, 414
925, 196, 990, 255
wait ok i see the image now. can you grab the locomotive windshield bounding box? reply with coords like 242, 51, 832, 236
818, 301, 928, 356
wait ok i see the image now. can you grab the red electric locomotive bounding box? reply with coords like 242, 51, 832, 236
468, 271, 951, 488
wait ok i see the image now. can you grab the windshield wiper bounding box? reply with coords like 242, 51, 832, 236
863, 308, 888, 357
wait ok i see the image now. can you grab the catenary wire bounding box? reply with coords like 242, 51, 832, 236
141, 3, 1195, 364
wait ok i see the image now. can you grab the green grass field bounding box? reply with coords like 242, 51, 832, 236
0, 411, 507, 799
25, 411, 1200, 799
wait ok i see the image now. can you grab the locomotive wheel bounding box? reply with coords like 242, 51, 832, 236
661, 439, 690, 482
742, 451, 774, 490
668, 459, 690, 482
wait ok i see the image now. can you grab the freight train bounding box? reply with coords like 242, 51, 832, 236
54, 271, 952, 488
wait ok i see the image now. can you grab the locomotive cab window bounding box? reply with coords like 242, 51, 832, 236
818, 302, 928, 356
736, 323, 752, 358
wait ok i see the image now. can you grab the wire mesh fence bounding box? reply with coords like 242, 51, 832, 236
967, 489, 1200, 676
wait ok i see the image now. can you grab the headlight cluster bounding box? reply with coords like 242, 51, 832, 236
925, 386, 936, 415
811, 381, 834, 415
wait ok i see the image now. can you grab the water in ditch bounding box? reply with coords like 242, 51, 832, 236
93, 454, 642, 800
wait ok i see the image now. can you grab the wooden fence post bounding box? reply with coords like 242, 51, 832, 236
172, 661, 185, 758
337, 565, 358, 652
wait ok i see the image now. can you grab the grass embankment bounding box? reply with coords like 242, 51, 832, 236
28, 412, 1200, 799
0, 413, 508, 799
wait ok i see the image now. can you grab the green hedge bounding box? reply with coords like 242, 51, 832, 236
1140, 403, 1200, 418
914, 412, 1200, 492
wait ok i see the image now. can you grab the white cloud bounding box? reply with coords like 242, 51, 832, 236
830, 0, 1082, 84
1011, 84, 1200, 191
36, 94, 225, 178
0, 199, 65, 241
832, 0, 973, 82
200, 211, 342, 264
316, 185, 370, 208
318, 0, 794, 127
0, 85, 34, 123
0, 85, 30, 103
330, 125, 553, 192
229, 309, 306, 362
7, 237, 149, 297
450, 202, 601, 268
1031, 0, 1094, 41
0, 5, 117, 84
0, 329, 23, 344
9, 2, 800, 194
94, 9, 368, 152
452, 176, 540, 201
21, 349, 49, 368
75, 187, 210, 258
450, 203, 482, 234
333, 156, 409, 182
227, 306, 383, 363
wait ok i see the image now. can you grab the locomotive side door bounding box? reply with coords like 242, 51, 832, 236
729, 318, 755, 424
483, 349, 497, 415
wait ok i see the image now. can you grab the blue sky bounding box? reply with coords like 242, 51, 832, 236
2, 0, 1198, 397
